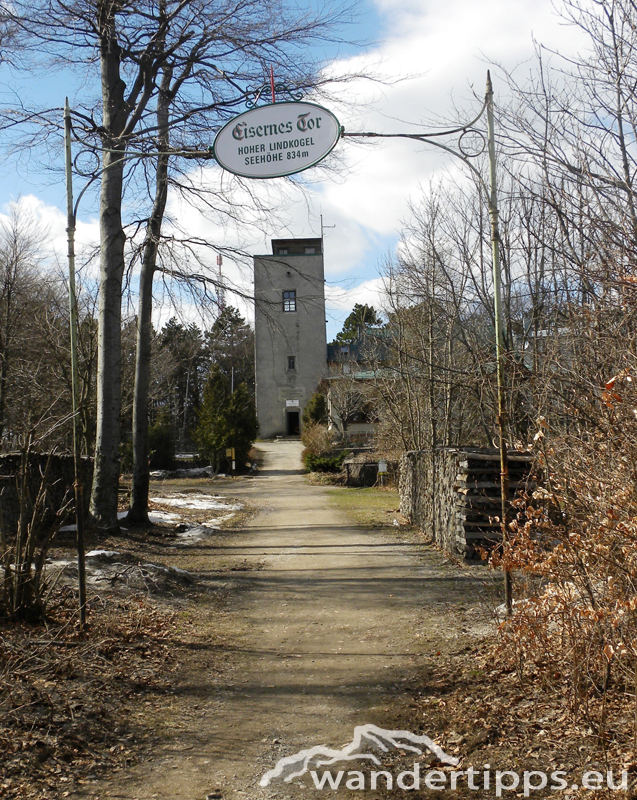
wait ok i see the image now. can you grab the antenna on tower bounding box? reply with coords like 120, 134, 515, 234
216, 254, 225, 312
320, 214, 335, 240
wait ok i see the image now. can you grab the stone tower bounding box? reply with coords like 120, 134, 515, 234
253, 238, 327, 438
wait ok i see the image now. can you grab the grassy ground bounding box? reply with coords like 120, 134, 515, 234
323, 484, 401, 528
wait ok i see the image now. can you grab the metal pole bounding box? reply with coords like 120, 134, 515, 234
64, 98, 87, 630
486, 73, 512, 615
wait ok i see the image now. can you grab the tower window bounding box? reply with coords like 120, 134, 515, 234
283, 290, 296, 312
304, 246, 316, 254
288, 356, 296, 371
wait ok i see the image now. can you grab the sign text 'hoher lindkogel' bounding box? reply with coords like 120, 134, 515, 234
213, 102, 341, 179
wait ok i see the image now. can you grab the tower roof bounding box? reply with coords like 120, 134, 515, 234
271, 238, 322, 256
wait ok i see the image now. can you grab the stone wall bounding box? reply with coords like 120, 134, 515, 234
399, 450, 428, 527
400, 447, 532, 558
0, 453, 93, 537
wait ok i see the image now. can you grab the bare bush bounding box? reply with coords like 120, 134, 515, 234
300, 422, 338, 458
0, 446, 72, 621
494, 306, 637, 728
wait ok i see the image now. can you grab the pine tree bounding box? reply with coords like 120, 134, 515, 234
335, 304, 382, 344
302, 391, 328, 426
195, 367, 257, 473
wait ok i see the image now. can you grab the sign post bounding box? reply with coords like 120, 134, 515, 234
226, 447, 236, 476
64, 98, 87, 631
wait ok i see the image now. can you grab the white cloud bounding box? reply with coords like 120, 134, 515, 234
0, 194, 100, 275
316, 0, 587, 240
326, 275, 387, 311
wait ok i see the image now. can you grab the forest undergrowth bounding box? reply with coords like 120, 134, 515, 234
0, 588, 180, 799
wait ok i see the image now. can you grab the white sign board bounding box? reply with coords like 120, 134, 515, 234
378, 459, 388, 474
286, 399, 300, 407
213, 101, 341, 179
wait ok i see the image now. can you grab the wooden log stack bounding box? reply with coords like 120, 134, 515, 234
399, 447, 533, 559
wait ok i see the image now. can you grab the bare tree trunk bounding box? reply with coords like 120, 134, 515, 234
128, 68, 171, 524
0, 337, 8, 441
89, 2, 128, 532
181, 362, 191, 444
0, 265, 15, 442
127, 254, 154, 524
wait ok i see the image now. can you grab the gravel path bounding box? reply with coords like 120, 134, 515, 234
78, 441, 490, 800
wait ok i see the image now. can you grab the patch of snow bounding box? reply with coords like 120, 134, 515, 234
148, 510, 182, 524
202, 513, 236, 528
150, 493, 242, 512
141, 562, 193, 583
44, 551, 196, 593
86, 550, 121, 560
176, 526, 210, 543
85, 551, 137, 566
150, 466, 214, 479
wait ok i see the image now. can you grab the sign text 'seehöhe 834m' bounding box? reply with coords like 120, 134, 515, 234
213, 101, 341, 179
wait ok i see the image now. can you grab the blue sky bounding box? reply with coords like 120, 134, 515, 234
0, 0, 587, 340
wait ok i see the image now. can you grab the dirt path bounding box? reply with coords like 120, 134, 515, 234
78, 441, 492, 800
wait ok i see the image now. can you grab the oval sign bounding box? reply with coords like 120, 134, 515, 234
213, 101, 341, 179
